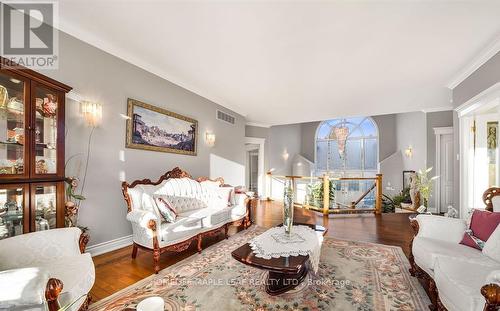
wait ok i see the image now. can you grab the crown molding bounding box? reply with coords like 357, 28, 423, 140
447, 35, 500, 90
245, 122, 271, 128
455, 82, 500, 117
66, 90, 84, 102
421, 106, 454, 113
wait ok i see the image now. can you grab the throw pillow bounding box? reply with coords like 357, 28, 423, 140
153, 196, 177, 223
460, 209, 500, 250
483, 224, 500, 262
218, 186, 235, 205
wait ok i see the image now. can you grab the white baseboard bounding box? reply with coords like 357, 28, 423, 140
86, 235, 133, 257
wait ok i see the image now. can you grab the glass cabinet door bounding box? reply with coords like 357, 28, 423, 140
31, 182, 63, 231
0, 72, 29, 179
0, 184, 29, 239
31, 84, 62, 177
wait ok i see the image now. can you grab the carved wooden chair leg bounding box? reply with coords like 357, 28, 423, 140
197, 235, 203, 254
152, 248, 160, 274
45, 278, 63, 311
131, 243, 138, 259
78, 294, 92, 311
481, 283, 500, 311
428, 278, 439, 311
224, 224, 229, 239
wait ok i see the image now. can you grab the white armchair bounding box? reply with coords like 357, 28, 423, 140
0, 228, 95, 311
409, 214, 500, 311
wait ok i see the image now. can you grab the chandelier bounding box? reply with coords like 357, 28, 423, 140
330, 120, 349, 158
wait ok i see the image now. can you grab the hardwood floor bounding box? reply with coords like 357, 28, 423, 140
90, 200, 415, 301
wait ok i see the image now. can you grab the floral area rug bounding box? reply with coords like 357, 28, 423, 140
89, 226, 429, 311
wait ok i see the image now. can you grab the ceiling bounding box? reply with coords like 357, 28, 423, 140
56, 1, 500, 126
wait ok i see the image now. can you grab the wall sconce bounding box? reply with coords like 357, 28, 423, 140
282, 149, 289, 161
205, 132, 216, 147
80, 101, 102, 127
405, 146, 413, 158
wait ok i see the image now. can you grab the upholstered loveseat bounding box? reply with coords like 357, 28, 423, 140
0, 227, 94, 311
409, 187, 500, 311
122, 167, 253, 273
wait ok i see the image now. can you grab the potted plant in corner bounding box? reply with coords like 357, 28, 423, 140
415, 167, 439, 213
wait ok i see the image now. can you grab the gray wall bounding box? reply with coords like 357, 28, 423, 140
426, 111, 454, 171
41, 31, 246, 246
451, 51, 500, 213
300, 122, 320, 162
452, 52, 500, 108
396, 112, 427, 172
372, 114, 398, 162
268, 124, 302, 175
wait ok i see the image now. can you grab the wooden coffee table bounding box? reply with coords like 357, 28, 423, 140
231, 223, 327, 295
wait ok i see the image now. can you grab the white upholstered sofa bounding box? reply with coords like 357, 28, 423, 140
122, 167, 253, 273
0, 227, 95, 311
409, 188, 500, 311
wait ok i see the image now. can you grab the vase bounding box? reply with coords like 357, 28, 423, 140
283, 180, 294, 235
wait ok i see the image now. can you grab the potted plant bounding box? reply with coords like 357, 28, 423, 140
415, 167, 439, 212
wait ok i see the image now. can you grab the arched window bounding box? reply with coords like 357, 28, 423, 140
315, 117, 378, 177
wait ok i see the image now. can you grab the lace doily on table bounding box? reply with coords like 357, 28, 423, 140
249, 225, 323, 273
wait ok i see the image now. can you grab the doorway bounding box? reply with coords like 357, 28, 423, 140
434, 127, 454, 214
245, 137, 265, 197
246, 144, 259, 193
457, 83, 500, 217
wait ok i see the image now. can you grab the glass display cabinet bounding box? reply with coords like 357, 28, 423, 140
0, 58, 71, 240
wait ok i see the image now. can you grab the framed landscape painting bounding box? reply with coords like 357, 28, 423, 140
126, 98, 197, 155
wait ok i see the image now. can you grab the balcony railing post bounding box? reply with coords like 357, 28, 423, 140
323, 174, 329, 215
375, 174, 383, 214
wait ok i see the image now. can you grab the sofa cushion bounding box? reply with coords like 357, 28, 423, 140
159, 217, 203, 247
460, 209, 500, 250
178, 207, 231, 228
37, 253, 95, 311
483, 224, 500, 262
434, 256, 499, 311
412, 237, 497, 275
0, 267, 49, 309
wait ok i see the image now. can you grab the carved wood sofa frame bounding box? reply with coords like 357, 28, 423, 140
121, 167, 254, 273
45, 233, 91, 311
408, 187, 500, 311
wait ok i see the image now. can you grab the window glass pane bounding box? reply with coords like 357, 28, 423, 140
34, 185, 57, 231
34, 87, 58, 174
0, 73, 25, 175
348, 128, 363, 138
365, 138, 378, 169
360, 118, 377, 137
316, 141, 328, 170
0, 187, 25, 239
328, 141, 342, 170
317, 123, 331, 140
346, 117, 365, 125
345, 140, 362, 170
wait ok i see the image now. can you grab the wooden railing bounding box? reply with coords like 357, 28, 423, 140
266, 173, 383, 215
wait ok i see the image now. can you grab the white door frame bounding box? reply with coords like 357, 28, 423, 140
455, 82, 500, 218
245, 137, 265, 198
434, 126, 453, 214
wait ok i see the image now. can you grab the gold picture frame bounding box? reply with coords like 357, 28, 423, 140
126, 98, 198, 155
